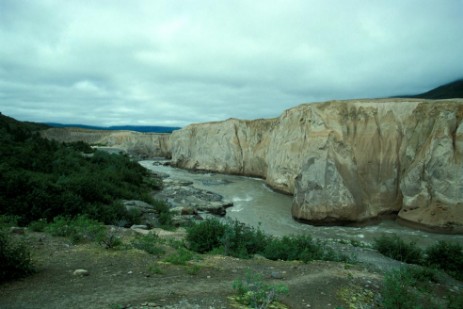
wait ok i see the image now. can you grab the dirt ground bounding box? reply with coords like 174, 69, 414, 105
0, 229, 460, 309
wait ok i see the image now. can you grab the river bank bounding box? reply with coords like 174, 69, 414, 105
140, 160, 463, 248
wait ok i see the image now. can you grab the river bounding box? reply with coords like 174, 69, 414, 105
140, 160, 463, 247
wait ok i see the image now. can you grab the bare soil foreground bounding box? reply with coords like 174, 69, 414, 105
1, 228, 461, 309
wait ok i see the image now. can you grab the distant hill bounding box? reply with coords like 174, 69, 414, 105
0, 112, 50, 132
45, 123, 181, 133
398, 79, 463, 99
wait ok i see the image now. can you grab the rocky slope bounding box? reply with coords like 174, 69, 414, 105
170, 99, 463, 232
41, 127, 171, 159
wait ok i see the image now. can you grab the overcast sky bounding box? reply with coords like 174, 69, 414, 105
1, 0, 462, 127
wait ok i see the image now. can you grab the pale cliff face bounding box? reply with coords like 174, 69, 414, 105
170, 99, 463, 231
41, 128, 171, 159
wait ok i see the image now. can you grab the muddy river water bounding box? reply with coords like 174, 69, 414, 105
140, 160, 463, 247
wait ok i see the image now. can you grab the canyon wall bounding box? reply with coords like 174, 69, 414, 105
41, 128, 171, 159
170, 99, 463, 232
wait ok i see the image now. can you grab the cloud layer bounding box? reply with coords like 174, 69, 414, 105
1, 0, 462, 127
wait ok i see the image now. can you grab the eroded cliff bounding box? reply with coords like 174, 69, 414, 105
41, 127, 171, 159
171, 99, 463, 232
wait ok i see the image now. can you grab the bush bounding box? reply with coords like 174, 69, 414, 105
131, 233, 164, 256
44, 215, 105, 244
186, 218, 227, 253
0, 230, 34, 282
381, 268, 419, 309
425, 241, 463, 281
373, 234, 424, 264
187, 219, 352, 263
381, 267, 444, 309
263, 234, 321, 262
28, 219, 48, 232
0, 215, 19, 228
220, 220, 269, 258
152, 200, 174, 228
98, 228, 123, 249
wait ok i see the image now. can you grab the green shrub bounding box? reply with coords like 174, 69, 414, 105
0, 119, 157, 226
97, 228, 123, 249
186, 218, 227, 253
381, 267, 443, 309
220, 220, 269, 258
28, 219, 48, 232
0, 215, 20, 228
0, 230, 35, 282
373, 234, 424, 264
164, 248, 196, 265
45, 215, 105, 244
131, 233, 164, 256
381, 268, 419, 309
448, 292, 463, 309
152, 200, 174, 228
232, 270, 288, 308
425, 241, 463, 281
263, 234, 350, 263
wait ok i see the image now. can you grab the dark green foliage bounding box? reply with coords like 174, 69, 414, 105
381, 267, 449, 309
65, 141, 94, 153
0, 115, 160, 226
28, 219, 48, 232
264, 234, 323, 262
186, 218, 227, 253
425, 241, 463, 281
0, 230, 35, 282
44, 215, 106, 244
187, 219, 351, 263
381, 268, 420, 309
152, 200, 174, 228
373, 234, 424, 264
221, 221, 269, 258
448, 293, 463, 309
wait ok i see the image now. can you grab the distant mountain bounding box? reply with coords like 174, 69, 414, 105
0, 112, 50, 132
45, 123, 181, 133
398, 79, 463, 99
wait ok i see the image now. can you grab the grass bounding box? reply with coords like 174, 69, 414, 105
232, 270, 288, 309
164, 248, 197, 265
130, 233, 165, 256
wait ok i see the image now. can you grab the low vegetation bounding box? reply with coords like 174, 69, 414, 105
381, 266, 463, 309
186, 218, 352, 263
373, 234, 463, 281
373, 234, 423, 264
0, 229, 35, 283
232, 270, 288, 309
0, 113, 162, 226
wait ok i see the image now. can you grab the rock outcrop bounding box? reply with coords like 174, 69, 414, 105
41, 127, 171, 159
170, 99, 463, 232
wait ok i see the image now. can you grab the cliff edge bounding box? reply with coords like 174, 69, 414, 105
170, 99, 463, 232
41, 128, 171, 159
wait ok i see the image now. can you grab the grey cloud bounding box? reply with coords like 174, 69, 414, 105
1, 0, 462, 127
